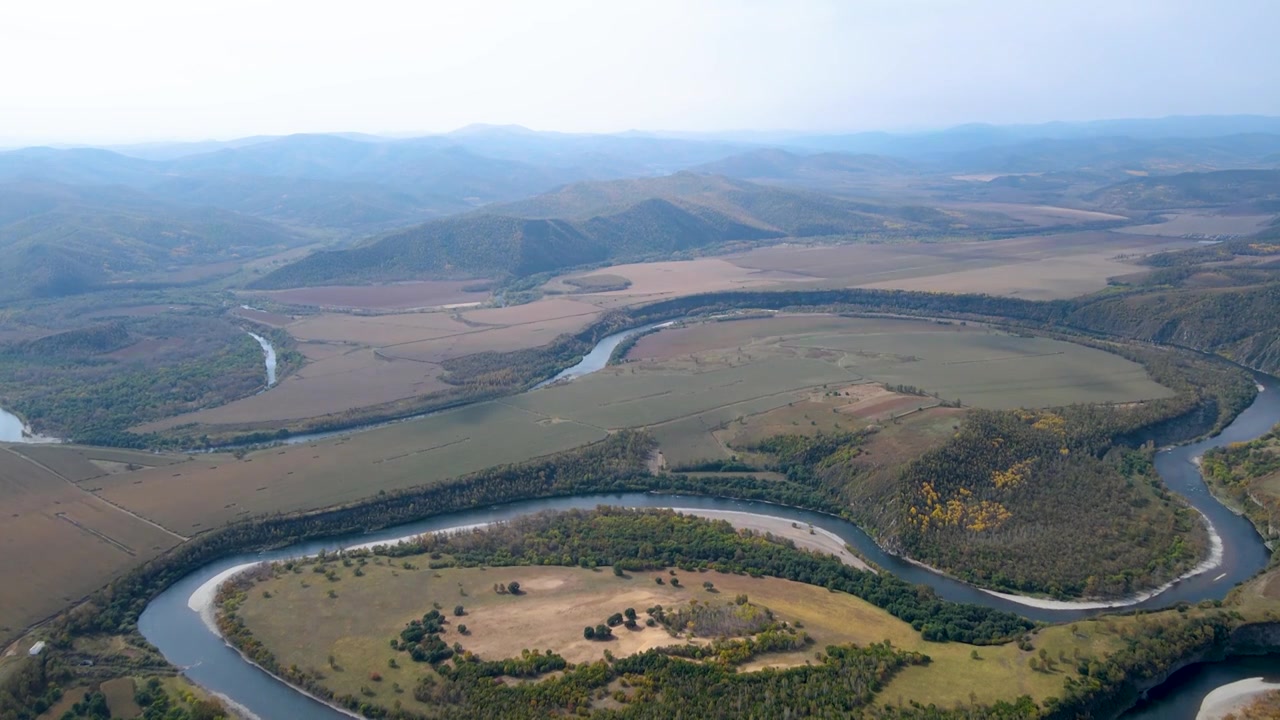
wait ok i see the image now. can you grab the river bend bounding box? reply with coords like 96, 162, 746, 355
138, 362, 1280, 718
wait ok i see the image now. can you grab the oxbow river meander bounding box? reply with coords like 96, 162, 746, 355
138, 325, 1280, 719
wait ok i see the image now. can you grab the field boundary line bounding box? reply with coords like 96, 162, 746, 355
4, 447, 190, 542
375, 437, 471, 464
54, 513, 136, 556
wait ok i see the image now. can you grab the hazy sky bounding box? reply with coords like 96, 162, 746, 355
2, 0, 1278, 144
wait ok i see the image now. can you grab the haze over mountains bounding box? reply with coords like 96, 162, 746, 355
1, 116, 1279, 298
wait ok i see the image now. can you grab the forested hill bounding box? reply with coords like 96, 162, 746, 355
0, 182, 307, 300
252, 174, 989, 288
250, 199, 782, 287
1087, 168, 1280, 211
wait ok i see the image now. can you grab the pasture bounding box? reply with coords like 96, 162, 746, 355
233, 560, 1129, 711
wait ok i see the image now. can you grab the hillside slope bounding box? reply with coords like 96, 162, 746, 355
253, 174, 980, 288
1087, 169, 1280, 211
251, 198, 783, 287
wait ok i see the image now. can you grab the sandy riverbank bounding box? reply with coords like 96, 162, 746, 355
971, 508, 1224, 610
1198, 677, 1280, 719
669, 508, 873, 572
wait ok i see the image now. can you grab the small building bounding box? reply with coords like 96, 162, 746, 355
27, 641, 46, 656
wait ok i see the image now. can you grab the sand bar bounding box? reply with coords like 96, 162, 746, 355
670, 508, 873, 572
1198, 677, 1280, 720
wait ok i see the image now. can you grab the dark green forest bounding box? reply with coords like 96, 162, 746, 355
1201, 423, 1280, 541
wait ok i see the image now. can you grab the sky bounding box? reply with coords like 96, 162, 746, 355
2, 0, 1278, 144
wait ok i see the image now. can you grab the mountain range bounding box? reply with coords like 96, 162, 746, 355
2, 116, 1279, 298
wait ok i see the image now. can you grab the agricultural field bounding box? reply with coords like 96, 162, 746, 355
250, 280, 493, 311
98, 401, 607, 533
0, 448, 184, 638
721, 231, 1195, 300
232, 561, 1130, 711
1114, 210, 1276, 237
936, 201, 1129, 226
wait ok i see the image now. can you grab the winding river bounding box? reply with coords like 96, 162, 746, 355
138, 327, 1280, 718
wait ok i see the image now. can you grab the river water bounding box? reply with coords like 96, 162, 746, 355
532, 321, 673, 389
0, 407, 30, 442
0, 406, 58, 444
246, 332, 278, 387
136, 329, 1280, 717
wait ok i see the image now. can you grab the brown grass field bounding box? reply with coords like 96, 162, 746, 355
233, 561, 1132, 711
539, 258, 806, 309
1114, 210, 1276, 237
251, 280, 492, 310
0, 448, 184, 638
103, 401, 607, 533
722, 231, 1195, 300
139, 298, 602, 432
939, 202, 1130, 225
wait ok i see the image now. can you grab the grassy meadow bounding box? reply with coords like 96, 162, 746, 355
233, 558, 1136, 712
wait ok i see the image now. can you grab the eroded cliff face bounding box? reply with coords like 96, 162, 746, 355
1228, 621, 1280, 654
